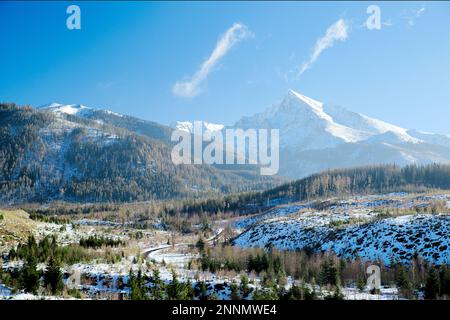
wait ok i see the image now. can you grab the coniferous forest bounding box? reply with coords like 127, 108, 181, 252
0, 103, 279, 203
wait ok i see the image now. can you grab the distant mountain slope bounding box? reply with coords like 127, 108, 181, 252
40, 102, 173, 143
234, 90, 450, 178
0, 103, 280, 203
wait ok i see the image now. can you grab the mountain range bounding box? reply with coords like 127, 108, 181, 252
178, 89, 450, 178
2, 89, 450, 203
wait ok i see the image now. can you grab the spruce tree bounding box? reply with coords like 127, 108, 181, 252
21, 254, 40, 294
229, 282, 240, 300
240, 274, 251, 297
150, 269, 166, 300
424, 267, 440, 299
396, 266, 411, 297
129, 269, 147, 300
319, 259, 339, 287
439, 266, 450, 297
197, 280, 209, 300
167, 270, 188, 299
357, 276, 366, 292
43, 256, 63, 295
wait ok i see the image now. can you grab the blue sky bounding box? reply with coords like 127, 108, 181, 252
1, 1, 450, 134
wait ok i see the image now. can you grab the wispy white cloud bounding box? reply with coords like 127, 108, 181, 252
298, 19, 349, 77
173, 23, 252, 98
284, 19, 349, 81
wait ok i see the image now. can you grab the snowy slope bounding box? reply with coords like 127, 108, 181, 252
39, 102, 174, 143
235, 89, 421, 150
233, 193, 450, 265
1, 103, 278, 203
323, 103, 419, 143
39, 103, 94, 116
322, 214, 449, 265
173, 121, 225, 135
235, 213, 449, 265
234, 90, 450, 178
407, 129, 450, 147
235, 90, 371, 151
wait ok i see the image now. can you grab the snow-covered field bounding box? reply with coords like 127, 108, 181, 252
233, 193, 450, 265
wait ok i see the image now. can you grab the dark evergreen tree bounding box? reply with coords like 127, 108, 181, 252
439, 266, 450, 297
43, 256, 64, 295
128, 269, 147, 300
319, 259, 339, 287
229, 283, 240, 300
149, 269, 166, 300
21, 255, 40, 294
424, 267, 440, 299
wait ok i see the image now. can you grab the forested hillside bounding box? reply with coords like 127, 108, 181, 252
170, 164, 450, 216
0, 103, 278, 203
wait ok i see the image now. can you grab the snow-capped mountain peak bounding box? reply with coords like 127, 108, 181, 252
236, 89, 422, 151
236, 90, 372, 149
229, 89, 448, 177
287, 89, 324, 114
39, 102, 92, 116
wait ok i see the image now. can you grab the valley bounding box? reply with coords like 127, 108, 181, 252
1, 96, 450, 301
1, 190, 449, 300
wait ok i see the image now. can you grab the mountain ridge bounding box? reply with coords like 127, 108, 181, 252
39, 90, 450, 180
233, 89, 450, 177
0, 103, 281, 204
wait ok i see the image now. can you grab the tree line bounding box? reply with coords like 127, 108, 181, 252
170, 164, 450, 217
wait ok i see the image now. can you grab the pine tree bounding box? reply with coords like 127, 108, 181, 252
396, 266, 411, 297
424, 267, 440, 299
21, 254, 40, 294
196, 280, 209, 300
284, 284, 302, 300
319, 259, 339, 287
129, 269, 147, 300
167, 270, 189, 299
185, 279, 195, 300
439, 266, 450, 297
302, 283, 316, 300
149, 269, 166, 300
43, 256, 63, 295
195, 238, 206, 253
239, 274, 251, 298
357, 276, 366, 292
229, 282, 240, 300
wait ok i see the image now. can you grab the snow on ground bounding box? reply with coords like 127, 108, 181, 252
233, 204, 310, 230
233, 193, 450, 265
322, 214, 449, 264
342, 286, 400, 300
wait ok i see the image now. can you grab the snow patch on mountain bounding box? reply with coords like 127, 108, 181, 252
407, 129, 450, 147
173, 121, 225, 134
39, 103, 126, 120
39, 103, 93, 116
